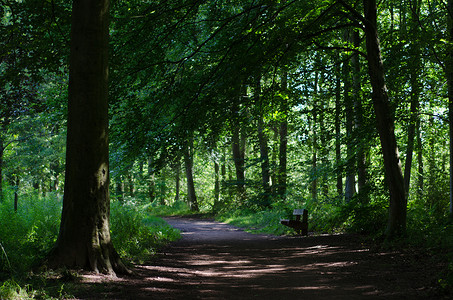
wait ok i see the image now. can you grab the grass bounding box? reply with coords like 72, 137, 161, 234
0, 189, 180, 299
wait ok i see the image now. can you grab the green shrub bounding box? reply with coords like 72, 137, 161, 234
146, 200, 192, 216
110, 201, 180, 263
0, 192, 61, 276
0, 279, 33, 300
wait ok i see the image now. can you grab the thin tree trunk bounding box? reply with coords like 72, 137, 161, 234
318, 71, 329, 197
14, 176, 19, 212
311, 71, 318, 201
447, 0, 453, 218
174, 162, 180, 202
214, 157, 220, 211
416, 119, 424, 199
148, 157, 156, 202
352, 30, 367, 196
0, 138, 3, 202
335, 53, 343, 196
184, 135, 199, 211
127, 173, 134, 197
231, 89, 246, 202
363, 0, 407, 237
344, 32, 356, 202
115, 176, 124, 202
278, 70, 288, 199
403, 0, 421, 198
47, 0, 128, 275
256, 76, 271, 206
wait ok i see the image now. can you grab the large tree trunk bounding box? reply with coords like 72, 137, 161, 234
363, 0, 407, 237
47, 0, 128, 275
184, 135, 199, 211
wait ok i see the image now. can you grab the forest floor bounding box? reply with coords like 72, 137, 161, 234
70, 216, 449, 299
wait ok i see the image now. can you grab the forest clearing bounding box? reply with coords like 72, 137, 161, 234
2, 0, 453, 298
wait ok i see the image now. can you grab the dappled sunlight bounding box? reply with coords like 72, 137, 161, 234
75, 218, 436, 299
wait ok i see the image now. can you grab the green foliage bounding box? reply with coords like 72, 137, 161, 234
110, 201, 180, 263
147, 201, 192, 216
218, 209, 294, 235
0, 279, 33, 300
0, 189, 61, 276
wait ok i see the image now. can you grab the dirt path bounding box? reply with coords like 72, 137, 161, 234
75, 217, 444, 299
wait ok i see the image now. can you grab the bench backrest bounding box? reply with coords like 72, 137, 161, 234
293, 209, 306, 215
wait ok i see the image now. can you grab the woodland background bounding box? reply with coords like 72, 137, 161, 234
1, 0, 453, 297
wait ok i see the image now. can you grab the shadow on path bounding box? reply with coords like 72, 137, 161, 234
76, 216, 440, 299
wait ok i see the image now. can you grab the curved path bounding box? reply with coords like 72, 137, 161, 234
78, 216, 440, 299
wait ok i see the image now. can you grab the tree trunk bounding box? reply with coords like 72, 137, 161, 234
115, 176, 124, 202
231, 90, 246, 202
214, 158, 220, 211
363, 0, 407, 237
352, 30, 367, 197
403, 0, 421, 199
256, 76, 271, 206
0, 137, 3, 202
174, 162, 180, 202
344, 33, 356, 202
318, 71, 329, 197
311, 72, 318, 201
278, 70, 288, 199
159, 175, 166, 206
148, 157, 156, 202
127, 173, 134, 197
447, 0, 453, 218
47, 0, 128, 275
184, 135, 199, 211
14, 176, 19, 212
335, 53, 343, 196
416, 119, 424, 199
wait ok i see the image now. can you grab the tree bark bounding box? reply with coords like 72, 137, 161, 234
403, 0, 421, 199
47, 0, 128, 275
214, 157, 220, 211
0, 137, 3, 202
184, 135, 199, 211
278, 70, 288, 199
363, 0, 407, 237
148, 157, 156, 202
231, 87, 247, 202
352, 29, 367, 197
344, 33, 356, 202
256, 76, 271, 206
311, 71, 318, 201
174, 162, 180, 202
447, 0, 453, 218
335, 53, 343, 196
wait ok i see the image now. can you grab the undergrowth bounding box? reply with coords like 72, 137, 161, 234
0, 190, 180, 299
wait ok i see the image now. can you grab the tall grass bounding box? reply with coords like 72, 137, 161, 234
110, 201, 180, 263
0, 188, 180, 298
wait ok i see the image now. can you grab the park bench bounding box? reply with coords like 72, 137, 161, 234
280, 209, 308, 235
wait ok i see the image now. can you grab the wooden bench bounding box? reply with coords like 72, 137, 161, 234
280, 209, 308, 235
